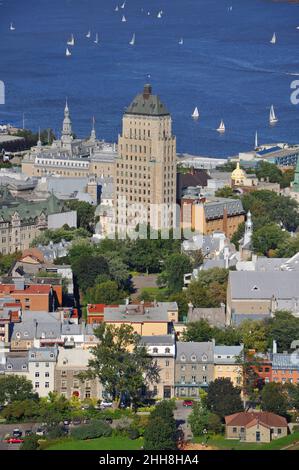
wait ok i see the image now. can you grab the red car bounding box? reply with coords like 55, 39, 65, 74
5, 437, 24, 444
183, 400, 194, 407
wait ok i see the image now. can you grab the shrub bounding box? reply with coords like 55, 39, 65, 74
46, 424, 67, 439
127, 427, 140, 440
70, 420, 112, 440
20, 434, 40, 450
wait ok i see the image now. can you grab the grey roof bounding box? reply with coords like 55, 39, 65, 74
255, 257, 290, 272
61, 323, 83, 335
203, 198, 244, 220
187, 306, 226, 328
36, 322, 61, 339
214, 345, 243, 363
176, 341, 214, 363
28, 347, 58, 362
272, 353, 299, 370
104, 302, 177, 323
202, 259, 237, 270
2, 354, 28, 372
229, 271, 299, 300
125, 85, 169, 117
140, 335, 175, 346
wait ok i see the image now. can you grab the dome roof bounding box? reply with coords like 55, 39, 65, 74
231, 162, 245, 180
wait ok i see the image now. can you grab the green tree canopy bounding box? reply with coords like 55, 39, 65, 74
206, 378, 243, 419
0, 375, 37, 406
261, 383, 289, 417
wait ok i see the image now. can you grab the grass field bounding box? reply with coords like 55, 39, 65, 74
195, 432, 299, 450
47, 436, 144, 451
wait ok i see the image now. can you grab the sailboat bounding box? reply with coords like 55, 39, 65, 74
86, 30, 91, 38
66, 47, 72, 57
192, 107, 199, 119
157, 11, 162, 19
67, 34, 75, 46
254, 131, 258, 149
10, 22, 15, 31
129, 33, 135, 46
217, 120, 225, 133
179, 38, 184, 45
94, 33, 99, 44
270, 32, 276, 44
115, 5, 119, 11
120, 1, 126, 8
269, 105, 278, 124
122, 15, 126, 22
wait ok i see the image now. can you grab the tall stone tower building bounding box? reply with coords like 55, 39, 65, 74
115, 84, 177, 232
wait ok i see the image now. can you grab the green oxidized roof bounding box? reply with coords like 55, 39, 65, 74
125, 84, 169, 117
0, 187, 67, 222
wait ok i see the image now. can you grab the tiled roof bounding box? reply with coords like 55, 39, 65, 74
125, 85, 169, 117
176, 341, 214, 363
225, 412, 287, 428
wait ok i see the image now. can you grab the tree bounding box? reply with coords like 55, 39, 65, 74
252, 224, 289, 255
79, 324, 159, 408
266, 311, 299, 352
206, 378, 243, 418
186, 268, 229, 308
261, 383, 289, 417
188, 402, 211, 436
158, 253, 192, 293
0, 252, 21, 275
20, 434, 40, 451
67, 200, 96, 232
231, 222, 245, 249
72, 254, 109, 291
182, 319, 214, 342
215, 186, 236, 198
0, 375, 37, 406
238, 320, 269, 352
85, 280, 126, 305
276, 234, 299, 258
143, 416, 177, 450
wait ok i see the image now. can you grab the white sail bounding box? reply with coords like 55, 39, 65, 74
94, 33, 99, 44
115, 5, 119, 11
157, 11, 162, 19
270, 32, 276, 44
86, 30, 91, 38
122, 15, 126, 22
192, 107, 199, 119
10, 22, 15, 31
217, 120, 225, 133
66, 47, 72, 56
255, 131, 258, 149
129, 33, 135, 45
67, 34, 75, 46
147, 11, 150, 16
269, 105, 278, 124
121, 1, 126, 8
179, 38, 184, 45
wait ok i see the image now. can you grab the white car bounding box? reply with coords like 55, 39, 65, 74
100, 400, 113, 408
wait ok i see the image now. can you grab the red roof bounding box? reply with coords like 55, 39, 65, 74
225, 412, 287, 428
87, 304, 118, 314
0, 284, 52, 295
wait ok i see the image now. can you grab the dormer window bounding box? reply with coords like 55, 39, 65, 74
31, 353, 35, 358
7, 364, 12, 369
165, 347, 170, 354
153, 347, 158, 354
251, 285, 259, 291
50, 353, 54, 358
22, 365, 27, 370
191, 354, 197, 362
202, 354, 208, 362
180, 354, 186, 362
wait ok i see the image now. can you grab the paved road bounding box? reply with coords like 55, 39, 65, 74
0, 422, 37, 451
174, 401, 193, 442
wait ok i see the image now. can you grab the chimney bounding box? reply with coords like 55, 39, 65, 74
143, 84, 152, 99
273, 340, 277, 354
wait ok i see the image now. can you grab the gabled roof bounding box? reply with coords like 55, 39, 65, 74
225, 411, 287, 428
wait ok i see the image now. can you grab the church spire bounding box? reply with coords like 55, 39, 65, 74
37, 127, 42, 148
61, 98, 73, 145
90, 116, 96, 141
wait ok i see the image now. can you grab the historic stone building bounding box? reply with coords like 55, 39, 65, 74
0, 188, 73, 254
21, 102, 116, 179
115, 84, 177, 232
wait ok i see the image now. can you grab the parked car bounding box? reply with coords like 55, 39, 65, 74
104, 417, 113, 424
72, 419, 81, 426
183, 400, 194, 407
35, 428, 46, 436
100, 400, 113, 408
24, 430, 32, 436
12, 429, 22, 438
63, 420, 71, 426
5, 437, 24, 444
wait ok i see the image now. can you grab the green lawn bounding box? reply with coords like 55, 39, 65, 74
195, 432, 299, 450
47, 436, 144, 451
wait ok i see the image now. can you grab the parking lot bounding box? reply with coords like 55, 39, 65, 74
0, 423, 38, 451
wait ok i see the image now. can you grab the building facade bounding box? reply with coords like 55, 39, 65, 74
115, 84, 177, 231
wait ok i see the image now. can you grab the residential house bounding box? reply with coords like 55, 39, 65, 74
141, 335, 176, 399
28, 347, 58, 397
214, 345, 244, 388
175, 341, 214, 398
225, 411, 288, 443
